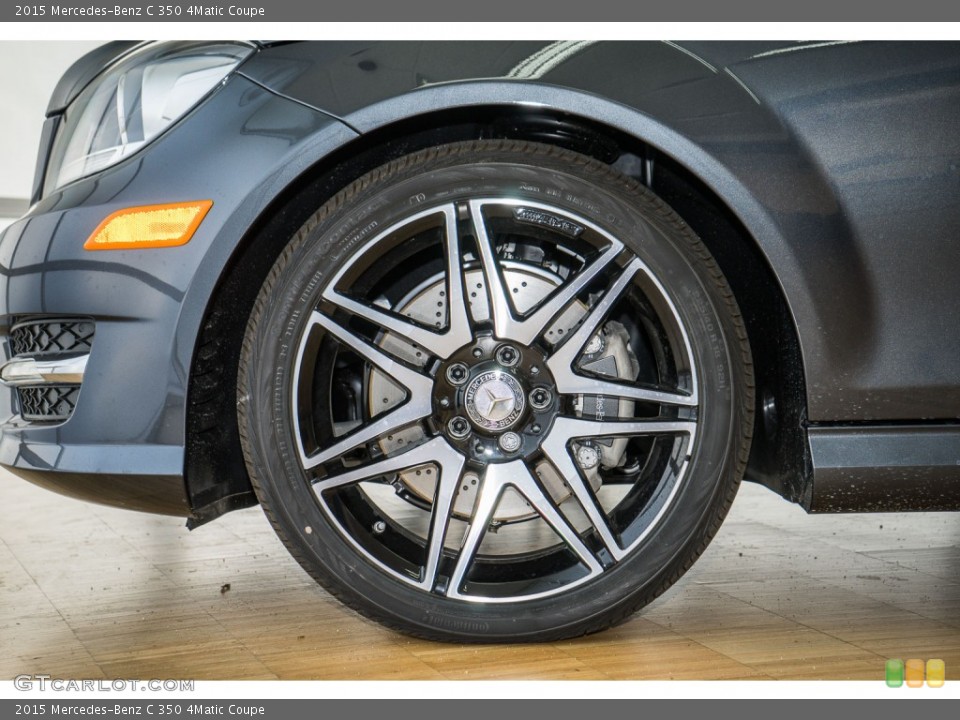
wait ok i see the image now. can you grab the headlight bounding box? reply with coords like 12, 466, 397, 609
45, 41, 254, 194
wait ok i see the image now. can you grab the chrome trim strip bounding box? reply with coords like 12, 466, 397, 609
0, 354, 88, 387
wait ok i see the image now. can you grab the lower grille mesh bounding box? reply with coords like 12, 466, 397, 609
10, 319, 95, 357
17, 386, 80, 422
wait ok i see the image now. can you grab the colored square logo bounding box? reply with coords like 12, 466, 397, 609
906, 658, 925, 687
927, 659, 945, 688
885, 659, 904, 687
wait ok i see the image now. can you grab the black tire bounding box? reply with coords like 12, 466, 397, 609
238, 140, 754, 642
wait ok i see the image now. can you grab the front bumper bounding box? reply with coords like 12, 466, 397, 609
0, 73, 355, 517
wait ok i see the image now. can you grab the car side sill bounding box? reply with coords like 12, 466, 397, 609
808, 425, 960, 512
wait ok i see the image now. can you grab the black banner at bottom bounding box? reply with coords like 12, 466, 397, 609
2, 698, 957, 720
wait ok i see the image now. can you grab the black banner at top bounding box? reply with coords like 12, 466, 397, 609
5, 0, 960, 22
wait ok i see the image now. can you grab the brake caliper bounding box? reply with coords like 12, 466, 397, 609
570, 320, 641, 489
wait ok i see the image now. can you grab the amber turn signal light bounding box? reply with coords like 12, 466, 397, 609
84, 200, 213, 251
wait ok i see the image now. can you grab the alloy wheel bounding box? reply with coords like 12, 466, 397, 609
291, 197, 700, 603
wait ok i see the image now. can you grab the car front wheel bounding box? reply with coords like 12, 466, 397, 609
238, 140, 754, 642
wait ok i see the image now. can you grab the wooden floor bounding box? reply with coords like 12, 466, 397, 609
3, 469, 960, 681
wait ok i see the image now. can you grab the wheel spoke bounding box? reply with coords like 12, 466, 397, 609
549, 416, 697, 443
419, 444, 466, 591
468, 200, 517, 338
447, 460, 602, 600
561, 379, 696, 407
447, 463, 505, 599
442, 204, 475, 351
296, 310, 433, 468
321, 206, 472, 359
313, 436, 453, 490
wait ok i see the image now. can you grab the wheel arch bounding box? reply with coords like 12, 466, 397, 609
184, 83, 813, 524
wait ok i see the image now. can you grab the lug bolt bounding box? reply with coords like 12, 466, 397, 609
529, 387, 553, 409
448, 416, 471, 439
495, 345, 519, 367
584, 332, 605, 356
446, 363, 469, 385
576, 444, 600, 470
498, 431, 522, 453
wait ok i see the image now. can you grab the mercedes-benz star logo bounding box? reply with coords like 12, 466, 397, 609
464, 371, 525, 431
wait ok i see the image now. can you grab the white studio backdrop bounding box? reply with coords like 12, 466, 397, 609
0, 41, 104, 230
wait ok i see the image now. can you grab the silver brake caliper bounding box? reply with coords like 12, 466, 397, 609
571, 319, 640, 479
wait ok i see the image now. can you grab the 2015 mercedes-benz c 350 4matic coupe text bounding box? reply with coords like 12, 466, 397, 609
2, 40, 959, 641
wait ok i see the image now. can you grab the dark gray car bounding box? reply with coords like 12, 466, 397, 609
2, 40, 958, 641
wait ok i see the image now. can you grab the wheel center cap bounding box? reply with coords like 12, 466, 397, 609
464, 371, 525, 431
